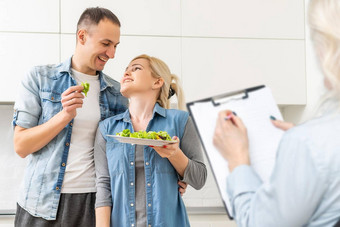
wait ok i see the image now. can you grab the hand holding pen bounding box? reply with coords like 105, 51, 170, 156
213, 110, 250, 172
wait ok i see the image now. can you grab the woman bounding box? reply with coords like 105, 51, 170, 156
94, 54, 207, 226
213, 0, 340, 226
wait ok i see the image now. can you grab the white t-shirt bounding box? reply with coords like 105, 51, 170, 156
61, 69, 101, 193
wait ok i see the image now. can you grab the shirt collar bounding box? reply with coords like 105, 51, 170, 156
55, 56, 114, 91
153, 102, 166, 118
56, 56, 72, 76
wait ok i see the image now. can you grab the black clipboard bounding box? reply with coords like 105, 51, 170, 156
187, 85, 283, 219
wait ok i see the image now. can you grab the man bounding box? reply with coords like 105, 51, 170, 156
13, 7, 187, 227
12, 7, 127, 227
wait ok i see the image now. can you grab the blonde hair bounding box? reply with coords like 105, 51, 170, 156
131, 54, 186, 110
308, 0, 340, 112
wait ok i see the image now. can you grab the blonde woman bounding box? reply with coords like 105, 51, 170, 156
94, 54, 207, 226
213, 0, 340, 226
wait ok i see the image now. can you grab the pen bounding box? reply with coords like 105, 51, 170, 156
224, 114, 232, 120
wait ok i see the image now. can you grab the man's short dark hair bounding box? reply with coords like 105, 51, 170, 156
77, 7, 121, 33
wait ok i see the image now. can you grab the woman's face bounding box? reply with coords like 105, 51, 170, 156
120, 58, 160, 98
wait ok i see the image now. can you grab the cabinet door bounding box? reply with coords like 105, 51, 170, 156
0, 0, 59, 33
182, 38, 306, 105
0, 33, 59, 102
182, 0, 304, 39
61, 0, 181, 36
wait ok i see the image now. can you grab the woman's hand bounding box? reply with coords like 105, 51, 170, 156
270, 118, 295, 131
151, 136, 189, 177
151, 136, 181, 159
213, 110, 250, 172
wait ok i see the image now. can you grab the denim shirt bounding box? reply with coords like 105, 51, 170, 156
12, 57, 128, 220
98, 103, 191, 227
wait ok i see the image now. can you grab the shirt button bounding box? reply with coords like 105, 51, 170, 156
145, 162, 149, 166
130, 182, 134, 186
130, 203, 134, 207
148, 225, 151, 227
148, 203, 151, 207
56, 187, 60, 190
147, 183, 151, 187
70, 122, 73, 126
131, 224, 135, 227
130, 162, 134, 166
61, 163, 66, 167
66, 142, 69, 146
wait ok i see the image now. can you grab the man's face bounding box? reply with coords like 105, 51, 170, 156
79, 19, 120, 75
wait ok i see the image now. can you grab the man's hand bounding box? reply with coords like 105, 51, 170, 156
61, 85, 85, 119
13, 85, 85, 158
178, 180, 187, 196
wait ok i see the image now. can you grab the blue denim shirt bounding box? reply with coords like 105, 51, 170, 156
12, 57, 128, 220
98, 103, 191, 227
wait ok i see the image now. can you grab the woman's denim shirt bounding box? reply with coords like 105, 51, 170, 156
99, 103, 191, 227
12, 57, 128, 220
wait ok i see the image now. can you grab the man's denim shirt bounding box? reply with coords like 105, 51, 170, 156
98, 103, 190, 227
12, 57, 128, 220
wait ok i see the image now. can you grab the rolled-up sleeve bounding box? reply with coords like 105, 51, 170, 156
94, 125, 113, 208
181, 117, 207, 190
13, 67, 41, 129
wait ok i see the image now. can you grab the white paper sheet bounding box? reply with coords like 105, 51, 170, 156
187, 86, 284, 218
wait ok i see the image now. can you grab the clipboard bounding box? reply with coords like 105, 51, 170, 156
187, 85, 284, 219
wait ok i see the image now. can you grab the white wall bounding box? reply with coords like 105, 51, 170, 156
0, 0, 306, 104
283, 0, 325, 124
0, 0, 314, 226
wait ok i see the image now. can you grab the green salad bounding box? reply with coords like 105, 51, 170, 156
116, 129, 172, 141
81, 82, 90, 97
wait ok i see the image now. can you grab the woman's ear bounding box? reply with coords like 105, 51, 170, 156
152, 78, 164, 90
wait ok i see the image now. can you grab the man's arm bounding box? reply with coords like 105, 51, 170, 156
14, 111, 73, 158
14, 85, 84, 158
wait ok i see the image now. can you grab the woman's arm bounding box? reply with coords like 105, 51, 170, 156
176, 117, 207, 190
95, 207, 111, 227
227, 132, 327, 227
152, 137, 189, 177
213, 110, 327, 226
152, 117, 207, 190
94, 128, 112, 226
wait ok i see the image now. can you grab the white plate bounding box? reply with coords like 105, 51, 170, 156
107, 135, 178, 146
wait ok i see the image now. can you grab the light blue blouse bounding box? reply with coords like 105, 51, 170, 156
227, 112, 340, 227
